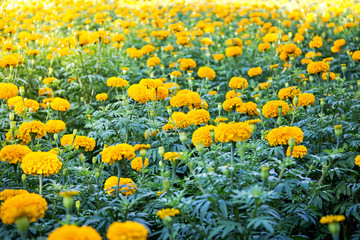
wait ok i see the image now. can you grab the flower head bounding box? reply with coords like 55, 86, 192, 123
0, 189, 29, 202
215, 122, 252, 142
21, 152, 62, 176
48, 225, 101, 240
192, 125, 216, 147
128, 84, 150, 103
0, 145, 32, 164
0, 83, 18, 100
229, 77, 248, 90
267, 126, 304, 146
50, 97, 71, 111
262, 100, 289, 118
286, 145, 307, 158
131, 157, 149, 171
197, 67, 216, 80
101, 144, 136, 165
107, 77, 129, 88
104, 176, 137, 196
320, 215, 345, 224
106, 221, 148, 240
46, 120, 66, 134
157, 208, 180, 219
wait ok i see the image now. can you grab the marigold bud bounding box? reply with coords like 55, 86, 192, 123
159, 146, 165, 157
140, 148, 147, 158
75, 200, 81, 210
261, 166, 269, 180
179, 132, 187, 143
196, 141, 205, 154
9, 113, 14, 121
163, 179, 170, 190
334, 125, 343, 137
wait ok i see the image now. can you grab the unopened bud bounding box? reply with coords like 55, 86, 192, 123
63, 196, 74, 210
341, 64, 346, 72
73, 129, 78, 136
63, 168, 68, 176
285, 82, 289, 87
19, 86, 25, 95
294, 94, 299, 107
10, 121, 16, 130
54, 133, 58, 141
334, 125, 343, 137
210, 129, 215, 139
158, 146, 164, 157
79, 153, 85, 162
95, 171, 100, 178
261, 166, 269, 180
9, 113, 14, 121
196, 141, 205, 154
249, 123, 257, 132
179, 132, 187, 143
92, 157, 97, 165
277, 105, 283, 116
75, 200, 81, 210
320, 98, 325, 106
140, 148, 147, 158
21, 174, 26, 182
166, 106, 172, 115
163, 179, 170, 191
49, 67, 53, 75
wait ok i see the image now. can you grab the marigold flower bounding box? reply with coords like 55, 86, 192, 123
50, 97, 70, 111
307, 61, 330, 74
106, 221, 148, 240
355, 155, 360, 166
48, 225, 102, 240
0, 145, 32, 164
237, 101, 258, 116
96, 93, 108, 102
0, 55, 18, 68
263, 33, 278, 43
178, 58, 196, 71
21, 152, 62, 176
167, 112, 189, 129
128, 84, 150, 104
0, 83, 18, 100
267, 126, 304, 146
43, 77, 57, 85
7, 96, 22, 109
225, 46, 242, 57
101, 143, 135, 165
229, 77, 248, 90
58, 190, 79, 198
186, 109, 210, 126
215, 117, 228, 123
157, 208, 180, 219
248, 67, 262, 77
213, 54, 224, 61
262, 100, 289, 118
225, 90, 241, 99
60, 134, 96, 151
223, 97, 242, 112
197, 67, 216, 80
352, 51, 360, 61
19, 121, 47, 139
46, 120, 66, 134
215, 122, 252, 142
131, 157, 149, 171
295, 93, 315, 107
192, 125, 216, 147
134, 144, 151, 151
0, 193, 47, 224
278, 86, 300, 100
104, 176, 137, 196
320, 215, 345, 224
164, 152, 181, 161
14, 99, 40, 115
258, 42, 271, 52
149, 87, 169, 101
107, 77, 129, 88
0, 189, 29, 202
146, 56, 160, 67
286, 145, 307, 158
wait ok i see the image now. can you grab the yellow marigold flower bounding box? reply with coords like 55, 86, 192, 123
278, 86, 300, 100
27, 50, 40, 56
134, 144, 151, 151
352, 51, 360, 61
19, 121, 47, 139
321, 72, 336, 80
259, 82, 271, 90
279, 43, 302, 61
222, 97, 242, 112
192, 125, 216, 147
309, 37, 323, 48
14, 99, 40, 115
164, 152, 181, 161
157, 191, 165, 197
212, 54, 224, 61
43, 77, 56, 85
21, 152, 62, 176
170, 94, 190, 108
0, 55, 18, 68
208, 90, 217, 95
186, 109, 210, 126
169, 71, 182, 77
229, 77, 248, 90
167, 112, 189, 129
178, 58, 196, 71
246, 119, 261, 124
96, 93, 108, 102
2, 42, 15, 52
0, 189, 29, 201
215, 117, 228, 123
355, 155, 360, 166
0, 83, 18, 100
237, 101, 258, 116
225, 90, 241, 99
149, 87, 169, 101
215, 122, 252, 143
157, 208, 180, 219
140, 79, 164, 89
101, 143, 135, 165
295, 93, 315, 107
0, 193, 47, 224
141, 44, 155, 54
107, 77, 129, 88
127, 84, 150, 104
262, 100, 289, 118
106, 221, 148, 240
320, 215, 345, 224
48, 225, 102, 240
286, 145, 307, 158
270, 64, 279, 69
46, 120, 66, 134
248, 67, 262, 77
258, 42, 271, 52
39, 87, 53, 97
197, 67, 216, 80
0, 145, 32, 164
103, 176, 137, 196
7, 96, 23, 109
50, 97, 70, 111
60, 134, 96, 151
146, 56, 160, 67
263, 33, 278, 43
307, 61, 330, 74
131, 157, 149, 171
225, 46, 242, 57
334, 39, 346, 47
267, 126, 304, 146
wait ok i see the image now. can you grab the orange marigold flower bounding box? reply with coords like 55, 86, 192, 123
215, 122, 252, 142
262, 100, 289, 118
267, 126, 304, 146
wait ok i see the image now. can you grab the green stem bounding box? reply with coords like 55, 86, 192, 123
116, 161, 122, 198
39, 175, 43, 196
